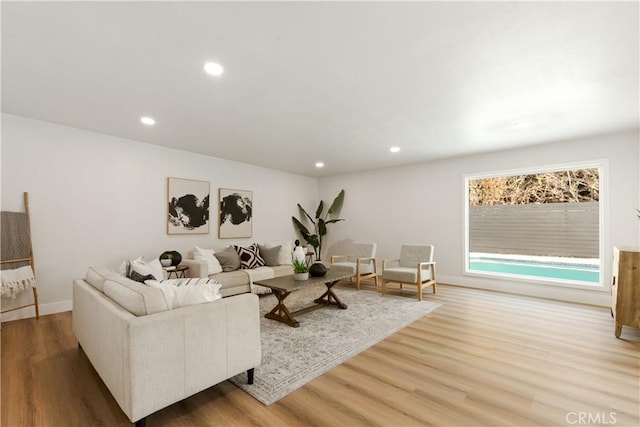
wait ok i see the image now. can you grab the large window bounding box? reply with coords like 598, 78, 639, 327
465, 163, 603, 286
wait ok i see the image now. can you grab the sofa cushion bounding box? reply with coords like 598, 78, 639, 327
209, 270, 251, 288
103, 275, 170, 316
193, 246, 223, 275
269, 265, 294, 276
257, 244, 281, 267
145, 278, 222, 309
234, 244, 265, 269
85, 265, 120, 292
214, 246, 242, 272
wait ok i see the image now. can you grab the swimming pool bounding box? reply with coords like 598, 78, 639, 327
469, 255, 600, 283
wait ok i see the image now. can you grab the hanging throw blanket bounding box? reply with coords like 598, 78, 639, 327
1, 265, 37, 299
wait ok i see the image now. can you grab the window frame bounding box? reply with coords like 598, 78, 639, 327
463, 160, 607, 290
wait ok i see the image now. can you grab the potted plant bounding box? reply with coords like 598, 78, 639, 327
159, 252, 173, 267
292, 259, 309, 281
292, 189, 345, 261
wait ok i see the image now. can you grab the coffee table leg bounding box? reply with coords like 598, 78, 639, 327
314, 280, 348, 309
265, 289, 300, 327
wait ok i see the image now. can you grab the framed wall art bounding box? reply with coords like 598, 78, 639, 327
167, 177, 210, 234
218, 188, 252, 239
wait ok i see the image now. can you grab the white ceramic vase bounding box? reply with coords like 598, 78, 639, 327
293, 272, 309, 281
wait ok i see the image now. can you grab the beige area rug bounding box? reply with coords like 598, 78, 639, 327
229, 282, 441, 405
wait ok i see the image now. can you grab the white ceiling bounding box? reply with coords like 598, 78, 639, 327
2, 1, 638, 177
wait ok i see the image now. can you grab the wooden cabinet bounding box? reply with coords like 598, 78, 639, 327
611, 247, 640, 337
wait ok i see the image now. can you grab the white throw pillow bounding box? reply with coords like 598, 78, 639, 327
118, 256, 143, 276
130, 258, 163, 281
147, 258, 164, 281
145, 278, 222, 309
193, 245, 223, 275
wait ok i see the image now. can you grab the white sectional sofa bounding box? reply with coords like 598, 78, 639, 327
72, 266, 261, 426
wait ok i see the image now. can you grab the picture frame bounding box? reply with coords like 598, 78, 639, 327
218, 188, 253, 238
167, 177, 210, 234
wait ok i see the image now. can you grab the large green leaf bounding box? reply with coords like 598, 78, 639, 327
292, 216, 311, 237
315, 200, 324, 219
297, 203, 315, 224
324, 219, 344, 225
318, 218, 327, 236
307, 235, 319, 248
327, 189, 345, 215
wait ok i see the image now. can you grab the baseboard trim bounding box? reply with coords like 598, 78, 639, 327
437, 274, 610, 307
1, 299, 72, 322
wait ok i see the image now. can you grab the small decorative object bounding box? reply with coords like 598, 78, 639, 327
293, 259, 309, 281
292, 189, 345, 261
292, 240, 306, 263
167, 177, 210, 235
161, 250, 182, 266
309, 261, 327, 277
159, 252, 173, 267
219, 188, 253, 238
169, 250, 182, 266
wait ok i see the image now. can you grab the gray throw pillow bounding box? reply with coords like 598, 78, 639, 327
214, 246, 242, 272
258, 244, 282, 266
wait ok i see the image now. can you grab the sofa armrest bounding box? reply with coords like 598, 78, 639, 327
74, 280, 261, 424
182, 258, 208, 278
126, 294, 261, 422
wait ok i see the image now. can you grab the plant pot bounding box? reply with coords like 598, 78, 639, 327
161, 251, 182, 266
293, 272, 309, 281
309, 261, 327, 277
160, 258, 172, 267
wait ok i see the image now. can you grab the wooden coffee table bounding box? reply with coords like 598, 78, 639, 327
255, 268, 353, 327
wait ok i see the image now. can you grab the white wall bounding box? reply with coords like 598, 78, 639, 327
1, 114, 319, 320
319, 130, 640, 306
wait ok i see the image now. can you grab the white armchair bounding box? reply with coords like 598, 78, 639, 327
330, 242, 378, 290
381, 244, 436, 300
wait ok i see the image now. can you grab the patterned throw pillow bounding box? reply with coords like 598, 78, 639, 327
234, 244, 265, 269
130, 270, 155, 283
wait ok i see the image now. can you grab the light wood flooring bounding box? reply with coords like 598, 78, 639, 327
2, 284, 639, 427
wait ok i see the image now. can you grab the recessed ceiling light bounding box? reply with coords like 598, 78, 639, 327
315, 162, 324, 168
390, 146, 400, 153
204, 62, 224, 76
140, 117, 155, 126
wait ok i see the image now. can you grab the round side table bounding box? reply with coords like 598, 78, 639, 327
163, 264, 189, 279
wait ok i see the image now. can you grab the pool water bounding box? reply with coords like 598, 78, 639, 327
469, 259, 600, 283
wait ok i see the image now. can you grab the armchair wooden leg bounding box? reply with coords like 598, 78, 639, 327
432, 265, 437, 294
356, 275, 361, 290
381, 278, 386, 295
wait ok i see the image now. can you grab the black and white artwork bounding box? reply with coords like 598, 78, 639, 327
167, 178, 210, 234
218, 188, 252, 239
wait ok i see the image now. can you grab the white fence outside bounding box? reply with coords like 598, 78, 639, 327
469, 202, 599, 258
